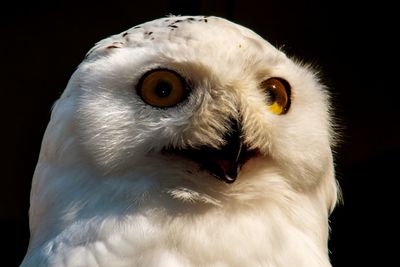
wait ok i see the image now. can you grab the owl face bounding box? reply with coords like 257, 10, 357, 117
22, 17, 338, 267
63, 16, 333, 194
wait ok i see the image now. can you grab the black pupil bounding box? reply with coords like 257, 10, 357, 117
154, 81, 172, 98
266, 86, 277, 104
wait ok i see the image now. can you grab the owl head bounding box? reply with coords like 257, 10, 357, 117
45, 16, 337, 209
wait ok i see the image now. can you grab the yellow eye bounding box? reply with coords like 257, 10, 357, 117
262, 77, 291, 115
137, 69, 187, 108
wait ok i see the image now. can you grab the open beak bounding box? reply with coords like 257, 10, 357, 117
168, 119, 257, 183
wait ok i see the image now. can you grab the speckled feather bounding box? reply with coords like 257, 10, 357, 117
21, 16, 339, 267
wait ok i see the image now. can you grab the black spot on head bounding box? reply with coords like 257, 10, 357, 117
204, 19, 208, 23
106, 45, 120, 49
122, 32, 128, 37
106, 41, 124, 49
168, 25, 178, 28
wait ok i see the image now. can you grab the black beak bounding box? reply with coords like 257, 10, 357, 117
200, 119, 245, 183
168, 119, 257, 183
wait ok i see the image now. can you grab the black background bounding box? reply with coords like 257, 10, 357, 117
1, 0, 398, 266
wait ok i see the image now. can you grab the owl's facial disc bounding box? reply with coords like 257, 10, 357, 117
165, 119, 257, 183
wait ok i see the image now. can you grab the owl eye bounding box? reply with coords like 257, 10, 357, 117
262, 77, 291, 115
137, 69, 187, 108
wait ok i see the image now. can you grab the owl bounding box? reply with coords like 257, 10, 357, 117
21, 16, 339, 267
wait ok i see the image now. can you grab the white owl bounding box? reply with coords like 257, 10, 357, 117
21, 16, 339, 267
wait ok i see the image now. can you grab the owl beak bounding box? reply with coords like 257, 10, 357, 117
201, 123, 243, 183
168, 119, 256, 184
202, 145, 243, 183
201, 119, 256, 183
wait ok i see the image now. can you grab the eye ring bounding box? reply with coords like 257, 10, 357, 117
261, 77, 291, 115
136, 69, 188, 108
